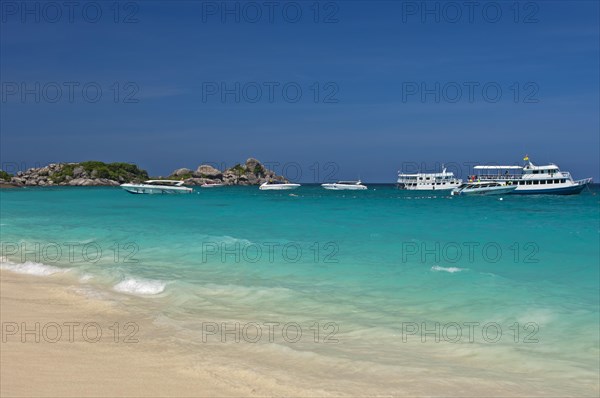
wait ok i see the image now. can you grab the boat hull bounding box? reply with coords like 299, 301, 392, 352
452, 186, 517, 196
259, 184, 300, 190
322, 184, 367, 190
121, 184, 193, 194
398, 185, 459, 191
510, 184, 587, 195
200, 184, 224, 188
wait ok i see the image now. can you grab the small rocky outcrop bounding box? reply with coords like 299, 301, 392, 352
172, 168, 193, 177
194, 165, 222, 179
4, 162, 148, 187
169, 158, 287, 186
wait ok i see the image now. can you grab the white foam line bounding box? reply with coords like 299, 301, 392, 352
431, 265, 467, 273
0, 257, 70, 276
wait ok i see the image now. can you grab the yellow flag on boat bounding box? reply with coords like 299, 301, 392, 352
523, 155, 529, 161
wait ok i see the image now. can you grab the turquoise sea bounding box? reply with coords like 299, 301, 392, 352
1, 185, 599, 394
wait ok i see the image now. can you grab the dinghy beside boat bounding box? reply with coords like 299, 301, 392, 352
451, 181, 517, 196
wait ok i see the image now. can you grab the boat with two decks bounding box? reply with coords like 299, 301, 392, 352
397, 167, 462, 191
473, 157, 592, 195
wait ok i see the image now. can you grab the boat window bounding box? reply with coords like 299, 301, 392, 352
541, 180, 546, 184
533, 180, 539, 184
533, 170, 538, 174
561, 179, 566, 183
527, 181, 532, 185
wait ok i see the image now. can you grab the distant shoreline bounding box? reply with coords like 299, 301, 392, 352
0, 158, 290, 188
2, 182, 599, 189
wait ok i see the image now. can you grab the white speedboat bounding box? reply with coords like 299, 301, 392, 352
259, 181, 301, 190
321, 181, 367, 190
451, 181, 517, 196
474, 157, 592, 195
200, 182, 224, 188
120, 180, 193, 194
397, 167, 462, 191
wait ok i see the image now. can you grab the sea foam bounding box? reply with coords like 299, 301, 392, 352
0, 257, 70, 276
113, 277, 167, 295
431, 265, 467, 273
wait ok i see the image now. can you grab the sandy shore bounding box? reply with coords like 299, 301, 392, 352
2, 270, 597, 397
0, 271, 298, 398
1, 271, 373, 397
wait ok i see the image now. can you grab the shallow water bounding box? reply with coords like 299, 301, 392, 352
1, 185, 599, 394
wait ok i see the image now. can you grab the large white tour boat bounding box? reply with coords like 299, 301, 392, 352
473, 157, 592, 195
397, 167, 462, 191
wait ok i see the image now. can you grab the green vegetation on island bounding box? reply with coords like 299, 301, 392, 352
50, 161, 149, 184
8, 161, 149, 186
0, 170, 13, 181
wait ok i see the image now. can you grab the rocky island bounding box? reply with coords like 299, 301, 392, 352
1, 162, 148, 187
168, 158, 288, 186
0, 158, 288, 187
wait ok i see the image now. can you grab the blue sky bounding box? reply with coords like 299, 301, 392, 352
1, 0, 598, 182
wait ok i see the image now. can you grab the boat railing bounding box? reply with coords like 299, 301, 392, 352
477, 172, 574, 180
575, 177, 593, 185
559, 171, 571, 179
476, 174, 521, 180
